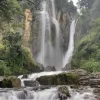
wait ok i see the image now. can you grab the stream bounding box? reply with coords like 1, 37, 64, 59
0, 86, 96, 100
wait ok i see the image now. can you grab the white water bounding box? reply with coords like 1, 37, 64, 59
19, 71, 63, 87
51, 0, 56, 18
37, 1, 47, 65
37, 0, 77, 69
0, 87, 96, 100
68, 87, 96, 100
53, 18, 63, 70
0, 88, 58, 100
63, 20, 77, 67
37, 0, 63, 70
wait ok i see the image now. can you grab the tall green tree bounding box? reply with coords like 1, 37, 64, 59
0, 0, 21, 22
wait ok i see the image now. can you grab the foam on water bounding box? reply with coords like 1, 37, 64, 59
0, 87, 97, 100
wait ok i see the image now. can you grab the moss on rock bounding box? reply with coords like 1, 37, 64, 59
58, 85, 71, 98
0, 76, 21, 88
37, 72, 79, 85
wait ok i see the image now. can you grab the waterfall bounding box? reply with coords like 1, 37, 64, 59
51, 0, 56, 18
37, 0, 62, 70
63, 20, 77, 67
37, 1, 47, 65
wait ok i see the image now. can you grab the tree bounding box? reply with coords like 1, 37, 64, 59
77, 0, 94, 10
0, 0, 21, 22
3, 32, 22, 68
90, 0, 100, 19
3, 32, 40, 75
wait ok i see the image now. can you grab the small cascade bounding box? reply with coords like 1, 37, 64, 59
63, 20, 77, 67
0, 87, 96, 100
0, 88, 58, 100
68, 87, 96, 100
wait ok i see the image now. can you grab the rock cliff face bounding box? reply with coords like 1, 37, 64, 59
57, 11, 72, 52
23, 9, 32, 47
31, 11, 72, 60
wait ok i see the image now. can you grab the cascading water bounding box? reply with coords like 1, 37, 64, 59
51, 0, 63, 70
37, 1, 47, 65
63, 20, 77, 67
37, 0, 62, 70
0, 87, 96, 100
0, 88, 58, 100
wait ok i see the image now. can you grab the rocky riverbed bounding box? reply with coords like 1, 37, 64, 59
1, 69, 100, 99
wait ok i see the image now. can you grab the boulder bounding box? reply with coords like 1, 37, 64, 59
79, 72, 100, 86
36, 72, 79, 85
90, 79, 100, 86
79, 76, 90, 85
37, 63, 44, 71
24, 80, 39, 87
44, 66, 56, 71
93, 88, 100, 100
58, 85, 71, 100
0, 76, 21, 88
62, 63, 71, 70
70, 69, 88, 76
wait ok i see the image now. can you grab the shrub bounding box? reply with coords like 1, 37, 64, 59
81, 60, 100, 72
0, 60, 12, 76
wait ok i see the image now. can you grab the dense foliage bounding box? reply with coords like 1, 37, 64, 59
72, 0, 100, 72
0, 0, 21, 22
0, 0, 43, 76
55, 0, 77, 14
0, 32, 40, 75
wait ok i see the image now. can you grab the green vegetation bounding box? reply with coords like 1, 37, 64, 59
55, 0, 77, 14
0, 32, 40, 76
58, 86, 71, 98
0, 0, 21, 22
0, 0, 43, 76
72, 0, 100, 72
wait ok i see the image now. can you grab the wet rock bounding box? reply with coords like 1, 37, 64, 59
79, 72, 100, 87
90, 79, 100, 86
70, 69, 88, 76
24, 80, 39, 87
44, 66, 56, 71
37, 63, 44, 71
93, 88, 100, 100
58, 85, 71, 100
0, 76, 21, 88
22, 74, 28, 79
93, 88, 100, 93
70, 85, 80, 89
37, 72, 79, 85
79, 76, 90, 85
62, 63, 71, 70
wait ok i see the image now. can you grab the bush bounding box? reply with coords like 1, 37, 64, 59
0, 60, 12, 76
2, 32, 40, 75
0, 44, 6, 59
72, 24, 100, 72
21, 46, 41, 73
81, 60, 100, 72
